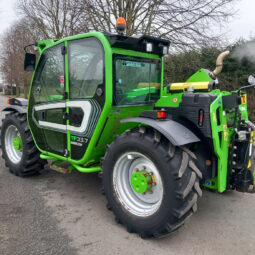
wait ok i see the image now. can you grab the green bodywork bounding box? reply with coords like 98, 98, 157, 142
186, 68, 212, 82
28, 32, 157, 173
155, 64, 251, 192
27, 31, 250, 193
156, 74, 249, 192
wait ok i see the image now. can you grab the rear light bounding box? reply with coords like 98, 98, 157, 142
198, 109, 204, 127
157, 111, 167, 119
7, 98, 10, 105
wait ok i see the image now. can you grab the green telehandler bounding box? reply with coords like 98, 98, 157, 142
1, 18, 255, 238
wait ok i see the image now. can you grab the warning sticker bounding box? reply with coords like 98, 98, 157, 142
60, 76, 64, 88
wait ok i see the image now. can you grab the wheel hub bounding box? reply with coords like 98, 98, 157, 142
131, 169, 153, 194
13, 136, 23, 151
113, 152, 163, 217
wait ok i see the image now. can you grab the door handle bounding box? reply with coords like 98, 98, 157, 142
38, 111, 46, 121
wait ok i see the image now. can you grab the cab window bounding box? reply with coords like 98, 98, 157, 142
32, 43, 65, 103
68, 38, 104, 99
114, 55, 161, 105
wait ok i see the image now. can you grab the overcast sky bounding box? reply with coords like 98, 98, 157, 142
0, 0, 254, 41
0, 0, 254, 81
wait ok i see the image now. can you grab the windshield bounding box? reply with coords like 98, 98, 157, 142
114, 55, 161, 105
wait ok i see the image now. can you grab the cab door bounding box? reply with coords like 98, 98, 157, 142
28, 43, 68, 156
67, 38, 105, 160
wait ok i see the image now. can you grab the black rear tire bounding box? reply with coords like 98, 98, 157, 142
1, 112, 46, 176
102, 127, 202, 238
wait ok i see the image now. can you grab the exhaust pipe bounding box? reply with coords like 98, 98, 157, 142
210, 51, 230, 79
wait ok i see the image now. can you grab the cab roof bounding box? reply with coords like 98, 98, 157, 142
103, 32, 170, 56
35, 32, 170, 56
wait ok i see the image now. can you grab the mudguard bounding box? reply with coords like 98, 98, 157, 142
2, 98, 28, 114
2, 105, 27, 114
121, 117, 200, 146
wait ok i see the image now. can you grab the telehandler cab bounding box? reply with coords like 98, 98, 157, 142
1, 18, 255, 238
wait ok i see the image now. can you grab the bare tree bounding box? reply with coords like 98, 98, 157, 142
18, 0, 236, 49
18, 0, 88, 38
81, 0, 236, 49
0, 18, 39, 97
0, 0, 237, 100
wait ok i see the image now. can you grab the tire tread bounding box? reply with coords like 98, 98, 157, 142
1, 112, 46, 176
102, 127, 202, 238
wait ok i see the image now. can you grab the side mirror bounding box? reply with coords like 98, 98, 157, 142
248, 75, 255, 85
24, 53, 36, 71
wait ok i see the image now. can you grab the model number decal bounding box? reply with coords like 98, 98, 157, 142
77, 137, 88, 143
71, 135, 88, 144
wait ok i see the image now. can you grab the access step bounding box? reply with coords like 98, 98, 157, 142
50, 160, 70, 174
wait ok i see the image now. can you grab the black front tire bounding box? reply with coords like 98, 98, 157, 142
102, 127, 202, 238
1, 112, 46, 176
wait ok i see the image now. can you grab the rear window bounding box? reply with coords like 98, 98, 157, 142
114, 55, 161, 105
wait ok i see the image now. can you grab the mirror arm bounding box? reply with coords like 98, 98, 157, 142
24, 43, 36, 53
238, 84, 255, 95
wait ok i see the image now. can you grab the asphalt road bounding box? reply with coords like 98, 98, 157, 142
0, 94, 255, 255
